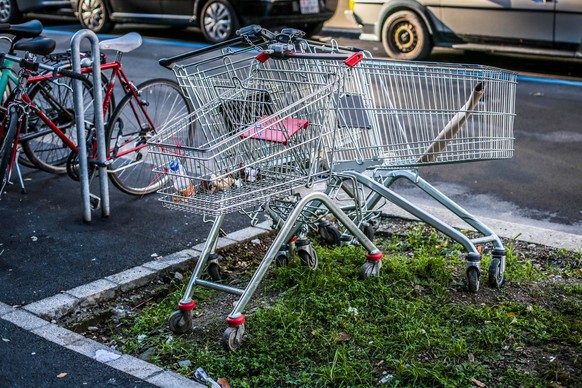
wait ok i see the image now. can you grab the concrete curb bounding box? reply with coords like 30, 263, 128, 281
377, 202, 582, 252
1, 220, 273, 388
2, 213, 578, 387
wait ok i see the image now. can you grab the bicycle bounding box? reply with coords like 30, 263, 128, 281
0, 20, 98, 176
1, 32, 193, 197
18, 50, 100, 175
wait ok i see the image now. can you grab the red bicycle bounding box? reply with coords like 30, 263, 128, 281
1, 32, 193, 196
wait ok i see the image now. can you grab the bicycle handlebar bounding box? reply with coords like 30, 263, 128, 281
2, 52, 86, 81
50, 65, 87, 81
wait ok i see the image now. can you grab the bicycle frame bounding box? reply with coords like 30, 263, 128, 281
21, 59, 157, 163
0, 59, 17, 99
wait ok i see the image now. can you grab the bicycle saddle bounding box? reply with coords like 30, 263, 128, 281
99, 32, 143, 53
0, 20, 43, 39
13, 36, 56, 56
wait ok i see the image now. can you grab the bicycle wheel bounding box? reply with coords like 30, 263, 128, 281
0, 106, 21, 194
20, 76, 95, 174
106, 78, 192, 195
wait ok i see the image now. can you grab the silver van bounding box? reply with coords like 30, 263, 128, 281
347, 0, 582, 60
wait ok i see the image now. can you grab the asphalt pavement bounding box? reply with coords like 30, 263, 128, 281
0, 166, 254, 387
1, 15, 582, 388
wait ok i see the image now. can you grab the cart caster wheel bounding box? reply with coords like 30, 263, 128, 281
207, 261, 221, 281
275, 254, 290, 267
222, 325, 245, 351
360, 222, 375, 241
298, 249, 318, 269
168, 310, 192, 334
359, 260, 381, 279
488, 257, 504, 288
319, 224, 341, 246
275, 244, 292, 267
466, 267, 480, 293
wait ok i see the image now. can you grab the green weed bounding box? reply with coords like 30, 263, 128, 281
109, 226, 581, 387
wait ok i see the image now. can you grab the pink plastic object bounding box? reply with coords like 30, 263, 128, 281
240, 116, 309, 145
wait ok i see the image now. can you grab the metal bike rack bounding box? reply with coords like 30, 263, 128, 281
70, 29, 109, 222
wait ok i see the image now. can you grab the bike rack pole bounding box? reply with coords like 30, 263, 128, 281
71, 29, 110, 221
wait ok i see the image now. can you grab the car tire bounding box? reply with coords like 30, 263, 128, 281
78, 0, 114, 33
200, 0, 239, 44
0, 0, 22, 24
382, 10, 432, 61
302, 22, 324, 37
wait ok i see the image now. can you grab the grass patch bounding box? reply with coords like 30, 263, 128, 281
80, 221, 582, 387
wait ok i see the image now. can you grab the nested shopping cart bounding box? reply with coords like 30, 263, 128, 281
160, 25, 363, 109
324, 58, 517, 292
157, 24, 374, 287
149, 47, 382, 350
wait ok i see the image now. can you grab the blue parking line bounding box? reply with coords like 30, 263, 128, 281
517, 75, 582, 88
44, 26, 211, 50
43, 26, 582, 87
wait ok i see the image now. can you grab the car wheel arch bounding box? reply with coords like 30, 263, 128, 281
375, 2, 435, 43
197, 0, 240, 42
193, 0, 203, 22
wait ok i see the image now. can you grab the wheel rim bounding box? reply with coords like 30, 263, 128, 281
390, 21, 418, 54
80, 0, 105, 30
203, 2, 233, 42
0, 0, 12, 22
107, 80, 191, 195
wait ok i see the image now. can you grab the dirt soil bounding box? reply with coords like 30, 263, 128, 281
61, 216, 582, 385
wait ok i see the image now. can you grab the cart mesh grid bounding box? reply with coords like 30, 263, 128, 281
170, 37, 355, 109
172, 46, 260, 107
328, 59, 517, 171
148, 54, 351, 216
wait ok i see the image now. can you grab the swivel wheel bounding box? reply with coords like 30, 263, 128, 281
275, 253, 291, 267
318, 223, 341, 246
360, 222, 375, 241
488, 257, 504, 288
207, 261, 221, 281
359, 260, 381, 279
466, 267, 480, 293
222, 324, 246, 351
168, 310, 193, 334
275, 244, 292, 267
298, 248, 318, 270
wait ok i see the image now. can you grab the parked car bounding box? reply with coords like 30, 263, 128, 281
347, 0, 582, 60
70, 0, 337, 43
0, 0, 71, 23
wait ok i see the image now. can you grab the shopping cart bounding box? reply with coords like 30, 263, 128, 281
157, 25, 373, 283
324, 58, 517, 293
160, 25, 365, 109
149, 48, 382, 350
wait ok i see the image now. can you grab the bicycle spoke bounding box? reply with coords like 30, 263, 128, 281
107, 79, 192, 195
